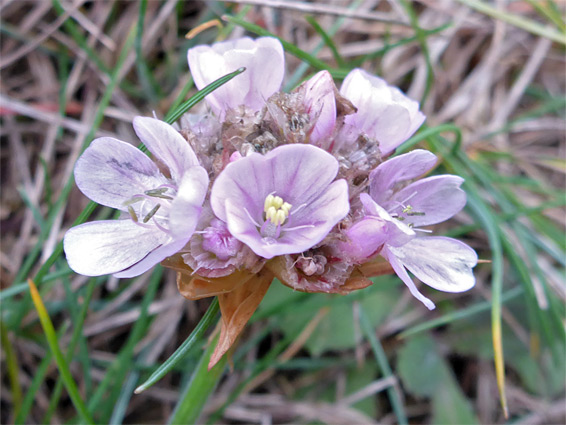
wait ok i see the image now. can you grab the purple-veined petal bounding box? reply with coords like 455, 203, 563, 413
74, 137, 164, 211
188, 37, 284, 118
387, 236, 477, 293
63, 220, 168, 277
224, 180, 348, 258
301, 70, 336, 148
387, 175, 466, 227
382, 246, 436, 310
211, 144, 340, 223
369, 149, 437, 205
168, 166, 209, 239
115, 166, 210, 278
133, 117, 199, 183
211, 144, 348, 259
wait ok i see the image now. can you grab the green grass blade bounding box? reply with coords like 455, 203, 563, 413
41, 278, 97, 425
167, 333, 226, 425
305, 15, 345, 68
401, 0, 434, 106
466, 190, 508, 418
456, 0, 566, 44
398, 286, 524, 339
135, 297, 219, 393
359, 306, 408, 425
164, 67, 246, 124
27, 279, 94, 424
220, 14, 349, 79
1, 321, 23, 418
135, 0, 161, 102
85, 268, 162, 422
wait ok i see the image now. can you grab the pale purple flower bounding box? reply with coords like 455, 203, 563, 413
64, 117, 209, 277
338, 68, 425, 156
300, 70, 337, 148
340, 150, 476, 309
188, 37, 285, 119
210, 144, 349, 259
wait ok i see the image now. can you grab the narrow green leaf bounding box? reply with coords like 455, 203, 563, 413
305, 15, 345, 68
135, 298, 219, 393
359, 307, 408, 425
27, 279, 94, 424
41, 278, 97, 425
398, 286, 523, 339
456, 0, 566, 44
1, 321, 22, 418
167, 333, 227, 425
135, 0, 161, 101
164, 67, 246, 124
86, 267, 162, 422
221, 14, 350, 80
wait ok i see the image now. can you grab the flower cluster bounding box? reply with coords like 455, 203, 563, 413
64, 37, 477, 367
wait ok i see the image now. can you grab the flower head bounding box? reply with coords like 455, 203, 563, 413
188, 37, 285, 118
338, 68, 426, 156
64, 117, 208, 277
65, 37, 477, 369
210, 144, 349, 259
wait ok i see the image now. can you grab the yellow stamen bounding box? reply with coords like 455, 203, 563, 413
264, 194, 292, 226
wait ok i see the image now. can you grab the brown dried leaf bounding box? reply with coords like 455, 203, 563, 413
209, 269, 274, 369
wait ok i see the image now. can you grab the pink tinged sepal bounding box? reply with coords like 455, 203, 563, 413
300, 70, 337, 149
340, 68, 425, 156
187, 37, 284, 118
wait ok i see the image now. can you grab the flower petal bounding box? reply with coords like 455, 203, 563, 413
340, 68, 425, 155
113, 237, 187, 279
74, 137, 163, 210
382, 246, 436, 310
188, 37, 284, 118
387, 236, 477, 293
360, 193, 415, 247
211, 144, 340, 223
63, 220, 168, 277
388, 175, 467, 227
369, 149, 437, 206
168, 166, 209, 238
301, 70, 337, 148
133, 117, 199, 183
338, 216, 388, 262
116, 166, 210, 279
226, 179, 349, 259
211, 144, 349, 259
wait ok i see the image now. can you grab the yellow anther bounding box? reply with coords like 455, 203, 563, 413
264, 194, 292, 226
